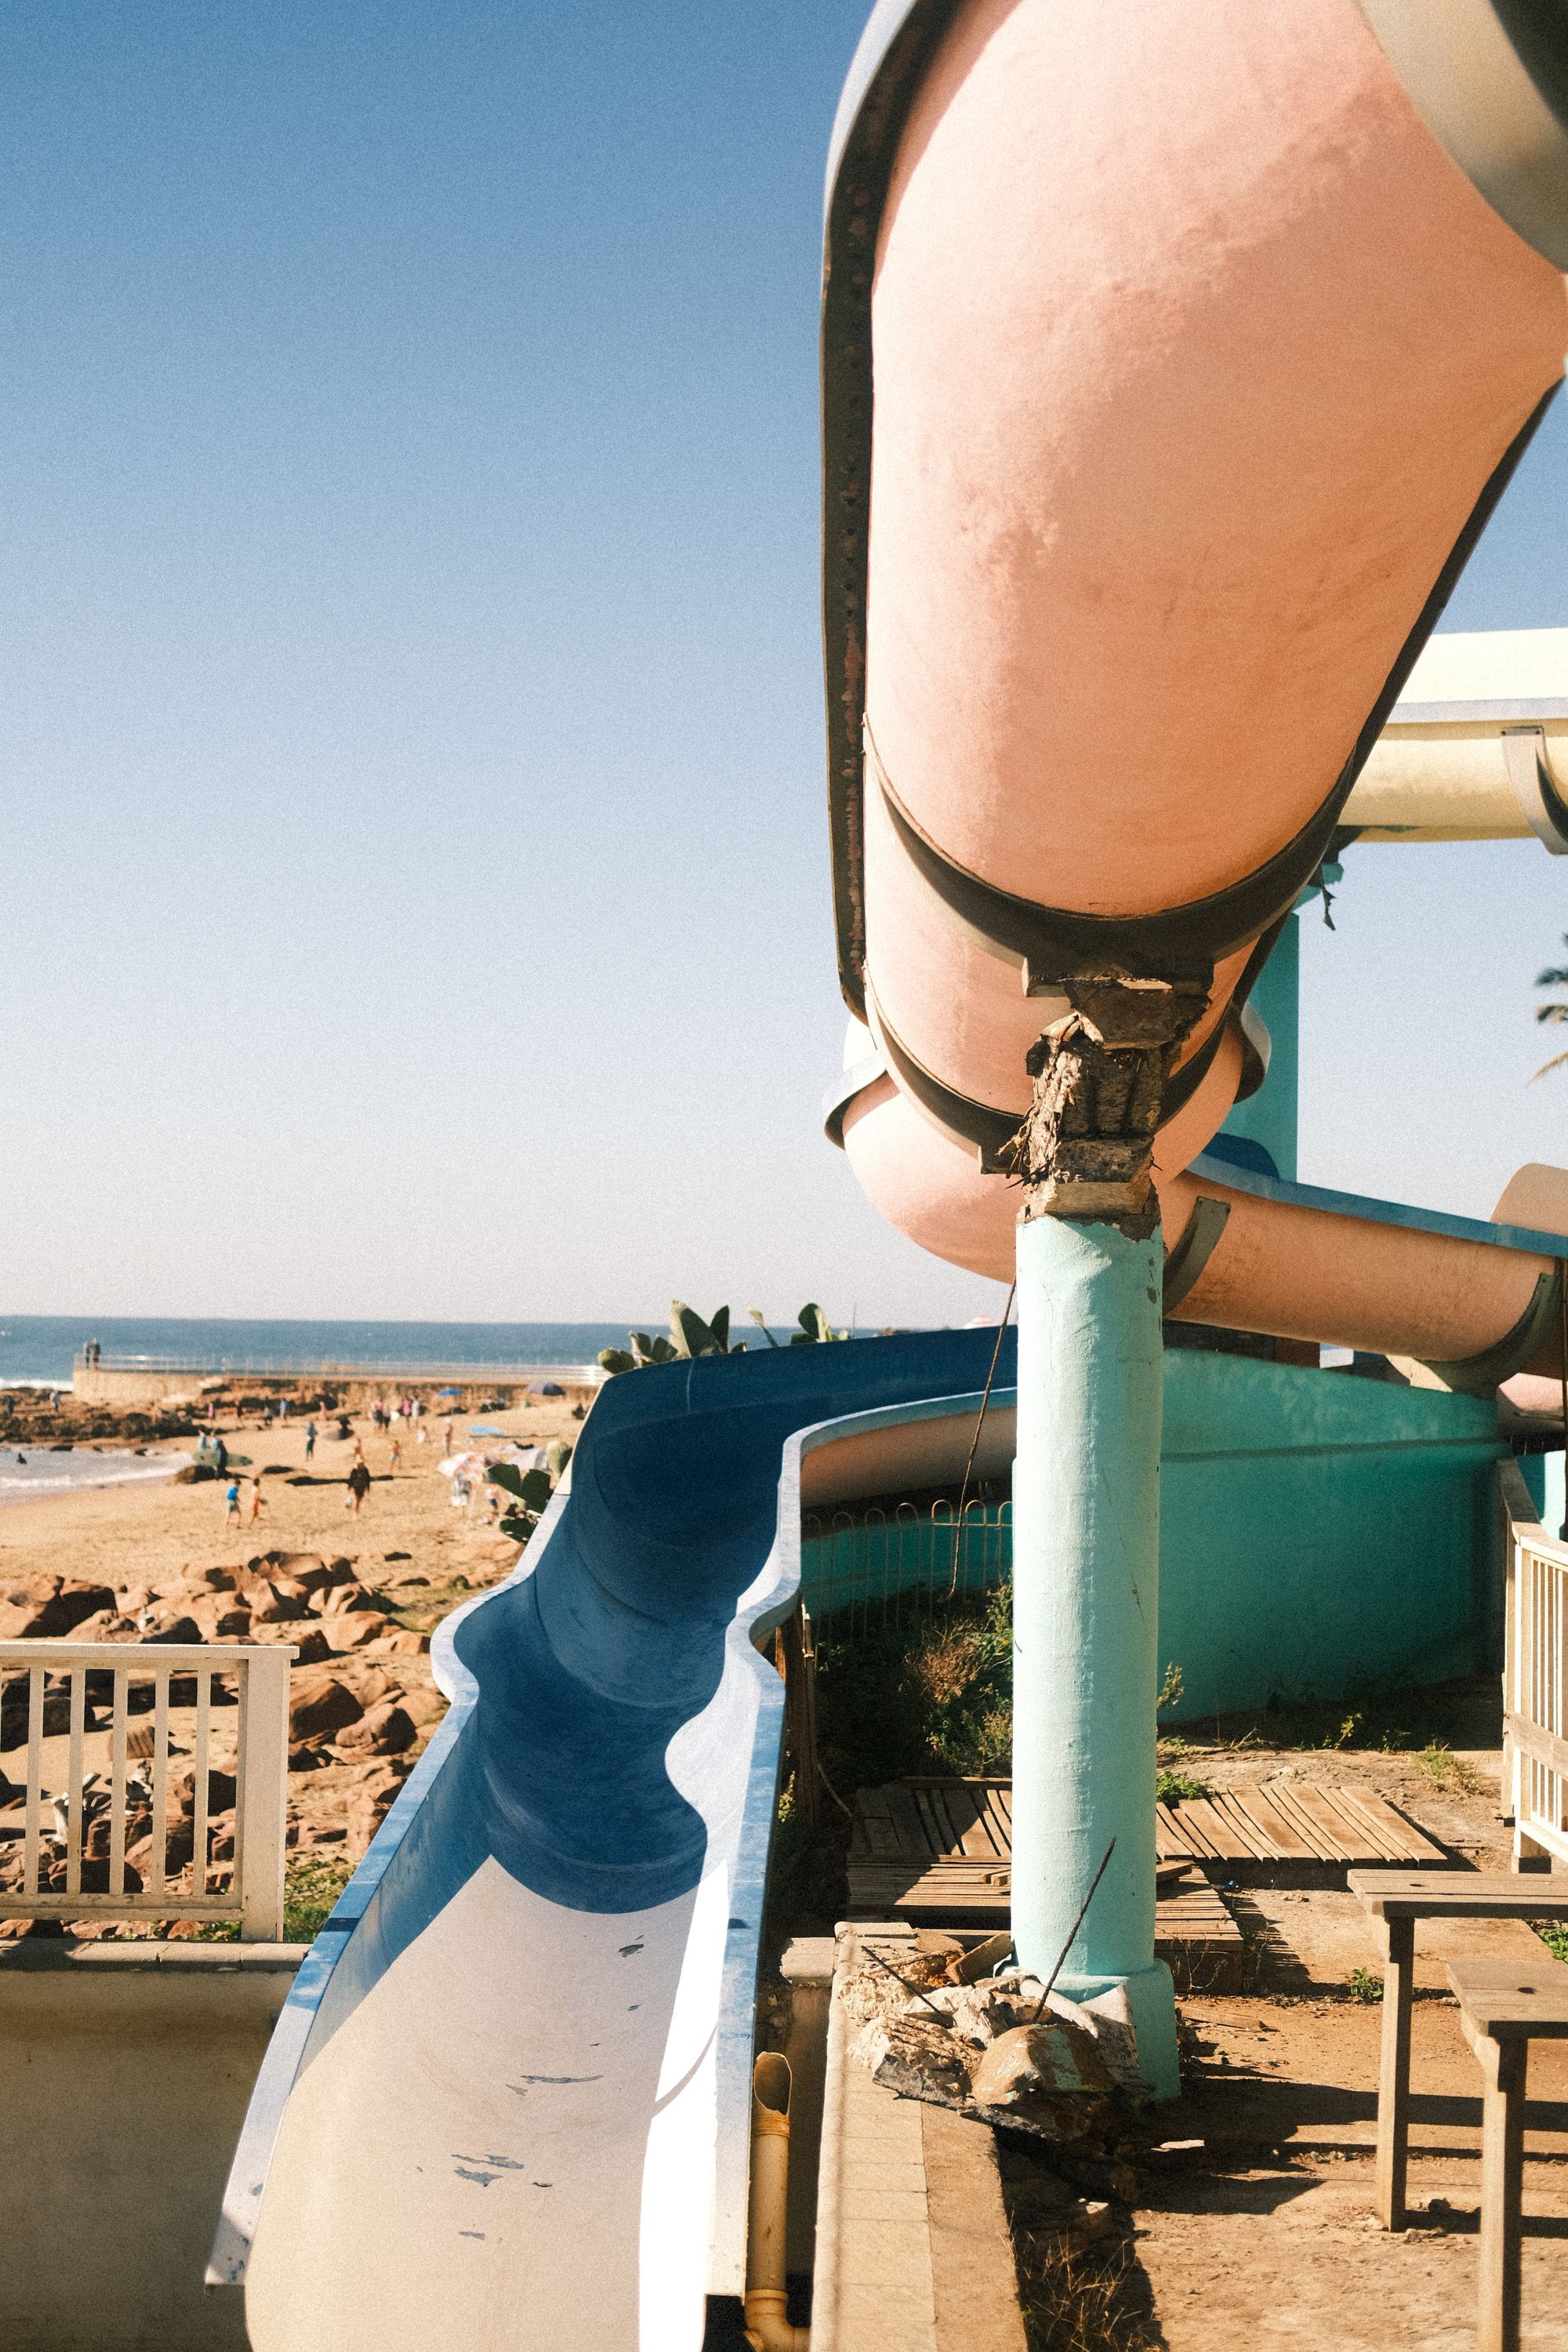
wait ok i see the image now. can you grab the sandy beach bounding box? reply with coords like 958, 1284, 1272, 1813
0, 1392, 582, 1592
0, 1388, 587, 1928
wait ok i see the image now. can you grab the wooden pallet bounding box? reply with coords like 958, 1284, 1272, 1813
847, 1773, 1448, 1923
1158, 1783, 1448, 1869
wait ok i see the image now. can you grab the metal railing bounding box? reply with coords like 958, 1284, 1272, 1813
1501, 1458, 1568, 1868
800, 1497, 1011, 1634
74, 1353, 603, 1385
0, 1642, 292, 1936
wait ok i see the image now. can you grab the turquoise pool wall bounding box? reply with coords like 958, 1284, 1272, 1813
802, 1350, 1510, 1718
1157, 1351, 1505, 1720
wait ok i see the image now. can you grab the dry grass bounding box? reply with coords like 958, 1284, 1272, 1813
1013, 2237, 1159, 2352
905, 1623, 982, 1711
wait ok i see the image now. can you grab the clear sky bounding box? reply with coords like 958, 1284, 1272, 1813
2, 3, 1566, 1327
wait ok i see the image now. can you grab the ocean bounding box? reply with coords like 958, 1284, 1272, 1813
0, 1315, 647, 1388
0, 1443, 194, 1503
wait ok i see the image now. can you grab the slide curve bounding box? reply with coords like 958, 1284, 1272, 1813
213, 1330, 1018, 2352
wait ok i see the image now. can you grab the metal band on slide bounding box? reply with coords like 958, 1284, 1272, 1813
1161, 1197, 1232, 1314
1354, 0, 1568, 269
857, 981, 1255, 1171
1502, 727, 1568, 854
1414, 1268, 1563, 1393
868, 728, 1352, 987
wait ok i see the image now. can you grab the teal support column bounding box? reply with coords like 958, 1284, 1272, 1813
1011, 1209, 1180, 2098
1219, 909, 1298, 1180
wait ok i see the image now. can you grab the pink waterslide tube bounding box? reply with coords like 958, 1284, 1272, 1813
823, 0, 1568, 1376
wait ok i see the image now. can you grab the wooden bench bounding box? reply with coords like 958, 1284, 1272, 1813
1346, 1869, 1568, 2231
1449, 1957, 1568, 2352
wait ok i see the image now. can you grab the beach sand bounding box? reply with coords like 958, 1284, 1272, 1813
0, 1392, 587, 1926
0, 1395, 583, 1592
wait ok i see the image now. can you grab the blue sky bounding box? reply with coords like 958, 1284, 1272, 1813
1, 3, 1566, 1324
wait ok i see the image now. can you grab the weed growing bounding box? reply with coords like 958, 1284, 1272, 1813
1347, 1965, 1383, 2004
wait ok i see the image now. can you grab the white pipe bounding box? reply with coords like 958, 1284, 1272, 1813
745, 2053, 809, 2352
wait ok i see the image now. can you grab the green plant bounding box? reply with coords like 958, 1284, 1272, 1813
1412, 1740, 1483, 1795
1347, 1965, 1383, 2004
749, 1304, 848, 1346
789, 1302, 847, 1344
1534, 1919, 1568, 1966
1156, 1765, 1210, 1802
282, 1856, 355, 1941
488, 1439, 574, 1544
600, 1301, 739, 1374
1534, 935, 1568, 1082
1156, 1662, 1185, 1719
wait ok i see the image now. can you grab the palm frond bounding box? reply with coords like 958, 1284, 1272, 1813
1530, 1047, 1568, 1084
1537, 1004, 1568, 1026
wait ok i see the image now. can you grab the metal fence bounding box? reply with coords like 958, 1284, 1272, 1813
75, 1353, 603, 1385
0, 1642, 292, 1936
800, 1497, 1011, 1635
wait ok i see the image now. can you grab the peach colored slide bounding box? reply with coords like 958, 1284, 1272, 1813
822, 0, 1568, 1385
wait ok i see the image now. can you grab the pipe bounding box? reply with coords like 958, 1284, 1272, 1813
745, 2053, 809, 2352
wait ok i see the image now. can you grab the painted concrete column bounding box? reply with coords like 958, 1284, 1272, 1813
1002, 977, 1198, 2101
1010, 1208, 1179, 2096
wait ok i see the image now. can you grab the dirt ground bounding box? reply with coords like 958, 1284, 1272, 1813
1067, 1703, 1568, 2350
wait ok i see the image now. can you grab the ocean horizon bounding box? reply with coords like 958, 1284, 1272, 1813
0, 1312, 906, 1388
0, 1313, 662, 1387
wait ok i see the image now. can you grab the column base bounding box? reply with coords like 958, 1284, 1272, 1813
1051, 1958, 1181, 2101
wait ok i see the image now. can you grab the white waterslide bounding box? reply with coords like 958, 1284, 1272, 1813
212, 1337, 1025, 2352
217, 6, 1568, 2347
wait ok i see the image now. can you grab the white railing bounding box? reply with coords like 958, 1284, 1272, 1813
1501, 1458, 1568, 1868
0, 1642, 292, 1937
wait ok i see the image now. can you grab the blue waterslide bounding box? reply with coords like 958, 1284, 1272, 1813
211, 1328, 1014, 2352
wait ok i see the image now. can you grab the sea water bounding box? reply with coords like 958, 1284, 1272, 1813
0, 1316, 647, 1389
0, 1445, 194, 1503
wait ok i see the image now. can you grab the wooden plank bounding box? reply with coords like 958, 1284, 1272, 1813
941, 1782, 1004, 1861
1261, 1780, 1359, 1861
1280, 1784, 1381, 1863
1164, 1796, 1254, 1864
1332, 1787, 1446, 1866
979, 1785, 1012, 1855
1155, 1802, 1200, 1862
1231, 1787, 1319, 1861
1504, 1711, 1568, 1784
1321, 1788, 1405, 1863
913, 1783, 962, 1859
1205, 1791, 1283, 1862
884, 1783, 932, 1861
1350, 1869, 1568, 1919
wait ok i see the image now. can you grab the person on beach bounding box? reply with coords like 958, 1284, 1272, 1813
442, 1420, 454, 1458
248, 1478, 265, 1526
390, 1434, 403, 1473
305, 1419, 317, 1461
415, 1419, 428, 1446
224, 1479, 241, 1524
347, 1459, 372, 1517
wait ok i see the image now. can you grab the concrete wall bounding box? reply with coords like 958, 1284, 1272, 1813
1159, 1351, 1506, 1720
0, 1940, 303, 2352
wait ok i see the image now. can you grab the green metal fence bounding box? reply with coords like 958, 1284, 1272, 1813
799, 1499, 1011, 1634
